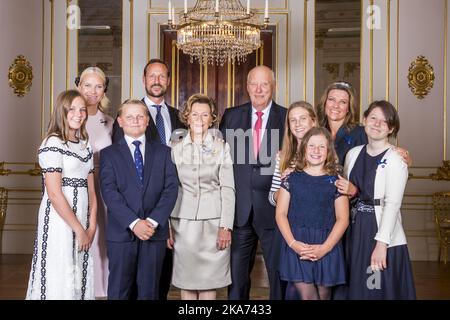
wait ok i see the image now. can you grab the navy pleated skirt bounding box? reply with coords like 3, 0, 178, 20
279, 226, 346, 287
347, 203, 416, 300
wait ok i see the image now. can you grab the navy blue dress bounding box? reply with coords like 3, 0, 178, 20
335, 125, 368, 166
347, 146, 416, 299
279, 171, 346, 287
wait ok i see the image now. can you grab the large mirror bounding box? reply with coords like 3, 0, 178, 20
315, 0, 361, 116
78, 0, 123, 116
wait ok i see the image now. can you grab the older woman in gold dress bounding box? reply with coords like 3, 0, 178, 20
169, 94, 235, 300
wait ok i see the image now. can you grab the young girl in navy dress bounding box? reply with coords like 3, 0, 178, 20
343, 100, 416, 299
275, 127, 349, 300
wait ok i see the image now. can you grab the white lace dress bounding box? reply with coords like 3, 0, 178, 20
26, 136, 95, 300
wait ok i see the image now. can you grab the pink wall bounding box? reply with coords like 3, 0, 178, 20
0, 0, 43, 162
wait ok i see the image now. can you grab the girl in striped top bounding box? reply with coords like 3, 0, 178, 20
269, 101, 317, 206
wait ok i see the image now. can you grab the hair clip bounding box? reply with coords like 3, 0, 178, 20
74, 75, 110, 93
333, 81, 352, 89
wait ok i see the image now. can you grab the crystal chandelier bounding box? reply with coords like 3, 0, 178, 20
168, 0, 269, 66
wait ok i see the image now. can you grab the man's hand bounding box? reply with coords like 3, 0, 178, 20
132, 220, 155, 241
167, 226, 174, 249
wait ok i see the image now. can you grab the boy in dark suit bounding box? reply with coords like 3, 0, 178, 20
100, 99, 178, 299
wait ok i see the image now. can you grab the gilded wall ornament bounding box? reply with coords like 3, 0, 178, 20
407, 55, 434, 99
8, 55, 33, 97
430, 161, 450, 181
323, 63, 340, 80
344, 62, 360, 78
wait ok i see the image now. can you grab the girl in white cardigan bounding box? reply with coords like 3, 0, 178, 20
341, 100, 416, 299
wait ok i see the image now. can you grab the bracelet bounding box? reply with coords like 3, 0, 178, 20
288, 239, 297, 248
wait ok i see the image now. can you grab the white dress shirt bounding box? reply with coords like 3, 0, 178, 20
144, 96, 172, 145
124, 134, 159, 230
251, 101, 272, 142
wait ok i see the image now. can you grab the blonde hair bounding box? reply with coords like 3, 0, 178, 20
45, 90, 89, 144
116, 99, 149, 117
296, 127, 339, 176
316, 82, 359, 131
279, 101, 317, 172
180, 94, 218, 127
78, 66, 110, 113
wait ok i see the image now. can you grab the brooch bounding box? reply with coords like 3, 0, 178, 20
343, 135, 352, 145
201, 144, 217, 155
326, 176, 337, 184
100, 119, 108, 126
377, 159, 387, 168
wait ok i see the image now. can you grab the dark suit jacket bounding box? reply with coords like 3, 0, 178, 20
99, 138, 179, 242
112, 99, 185, 143
219, 101, 286, 229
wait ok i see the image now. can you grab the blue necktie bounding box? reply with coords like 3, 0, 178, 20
153, 105, 166, 145
132, 140, 144, 185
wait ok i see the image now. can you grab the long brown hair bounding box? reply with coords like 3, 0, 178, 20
296, 127, 339, 175
316, 81, 359, 131
279, 101, 317, 172
44, 90, 89, 144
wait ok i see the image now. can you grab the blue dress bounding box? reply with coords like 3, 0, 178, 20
279, 171, 346, 287
347, 146, 416, 299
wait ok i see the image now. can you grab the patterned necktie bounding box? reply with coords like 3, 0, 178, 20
253, 111, 264, 159
153, 105, 166, 145
132, 140, 144, 185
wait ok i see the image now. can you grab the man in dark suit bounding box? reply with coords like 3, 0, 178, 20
100, 99, 178, 299
219, 65, 287, 300
112, 59, 184, 300
112, 58, 185, 144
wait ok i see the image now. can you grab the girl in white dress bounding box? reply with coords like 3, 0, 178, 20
77, 67, 113, 298
26, 90, 97, 300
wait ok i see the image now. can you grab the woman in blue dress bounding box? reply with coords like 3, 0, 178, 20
275, 127, 349, 300
343, 100, 416, 299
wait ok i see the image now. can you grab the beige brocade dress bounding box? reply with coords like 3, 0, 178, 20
170, 132, 235, 290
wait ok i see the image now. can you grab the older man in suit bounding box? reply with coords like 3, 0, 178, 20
100, 99, 178, 299
219, 65, 287, 300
